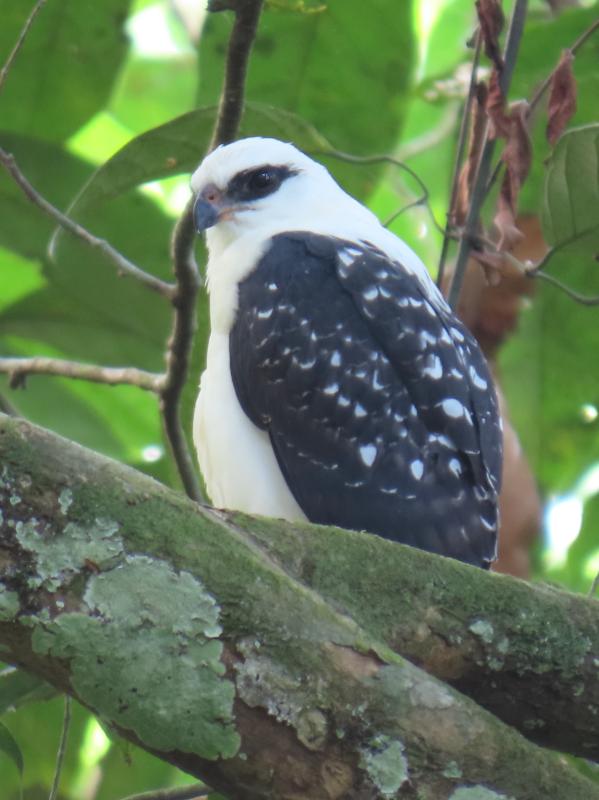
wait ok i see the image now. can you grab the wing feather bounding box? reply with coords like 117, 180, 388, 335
229, 232, 502, 567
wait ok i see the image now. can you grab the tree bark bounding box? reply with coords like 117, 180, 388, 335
0, 413, 598, 800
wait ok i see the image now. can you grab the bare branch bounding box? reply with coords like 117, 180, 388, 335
0, 148, 175, 299
447, 0, 529, 309
0, 357, 164, 392
0, 0, 46, 95
163, 0, 265, 502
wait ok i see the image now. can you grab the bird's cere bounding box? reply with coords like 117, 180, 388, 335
191, 137, 503, 568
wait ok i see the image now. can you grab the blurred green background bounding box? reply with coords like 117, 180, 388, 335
1, 0, 599, 797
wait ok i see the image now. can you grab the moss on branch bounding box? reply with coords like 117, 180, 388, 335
0, 413, 598, 800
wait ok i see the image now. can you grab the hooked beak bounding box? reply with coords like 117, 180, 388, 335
193, 183, 227, 232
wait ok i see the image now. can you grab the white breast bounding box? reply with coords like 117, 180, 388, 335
193, 331, 306, 520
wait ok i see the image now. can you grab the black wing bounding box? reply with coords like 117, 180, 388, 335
230, 232, 502, 567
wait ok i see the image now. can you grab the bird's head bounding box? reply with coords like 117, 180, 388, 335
190, 137, 353, 249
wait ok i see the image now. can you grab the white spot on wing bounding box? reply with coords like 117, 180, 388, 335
363, 286, 378, 301
449, 458, 462, 477
354, 403, 367, 418
422, 355, 442, 380
323, 382, 339, 396
359, 444, 377, 467
257, 308, 273, 319
410, 459, 424, 480
442, 398, 466, 418
330, 350, 342, 367
469, 366, 488, 390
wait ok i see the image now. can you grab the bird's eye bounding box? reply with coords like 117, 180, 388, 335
227, 165, 296, 202
247, 169, 276, 193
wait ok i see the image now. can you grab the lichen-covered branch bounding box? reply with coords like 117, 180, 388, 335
1, 413, 598, 800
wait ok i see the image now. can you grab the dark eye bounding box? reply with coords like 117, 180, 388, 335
227, 165, 296, 202
247, 169, 276, 194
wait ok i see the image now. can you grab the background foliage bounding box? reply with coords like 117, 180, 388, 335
1, 0, 598, 797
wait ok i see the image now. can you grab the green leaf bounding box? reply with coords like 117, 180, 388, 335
0, 719, 24, 782
198, 0, 414, 155
0, 668, 56, 716
0, 1, 131, 143
542, 124, 599, 253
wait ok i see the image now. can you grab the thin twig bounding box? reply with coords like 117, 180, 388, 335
472, 230, 599, 306
119, 784, 208, 800
447, 0, 529, 309
48, 695, 71, 800
0, 357, 164, 392
316, 149, 445, 235
0, 0, 46, 94
589, 572, 599, 598
527, 270, 599, 305
0, 148, 175, 299
437, 32, 482, 289
164, 0, 264, 503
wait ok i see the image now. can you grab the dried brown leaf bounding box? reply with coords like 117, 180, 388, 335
547, 50, 577, 146
486, 68, 510, 139
494, 195, 524, 250
497, 101, 532, 244
476, 0, 505, 71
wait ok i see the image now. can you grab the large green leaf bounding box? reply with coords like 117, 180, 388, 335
542, 124, 599, 255
198, 0, 414, 155
0, 1, 131, 143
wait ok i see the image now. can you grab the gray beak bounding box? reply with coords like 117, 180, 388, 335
194, 198, 220, 232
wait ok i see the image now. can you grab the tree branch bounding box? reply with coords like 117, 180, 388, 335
163, 0, 265, 502
0, 0, 47, 95
1, 413, 599, 800
0, 148, 175, 299
0, 357, 164, 392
